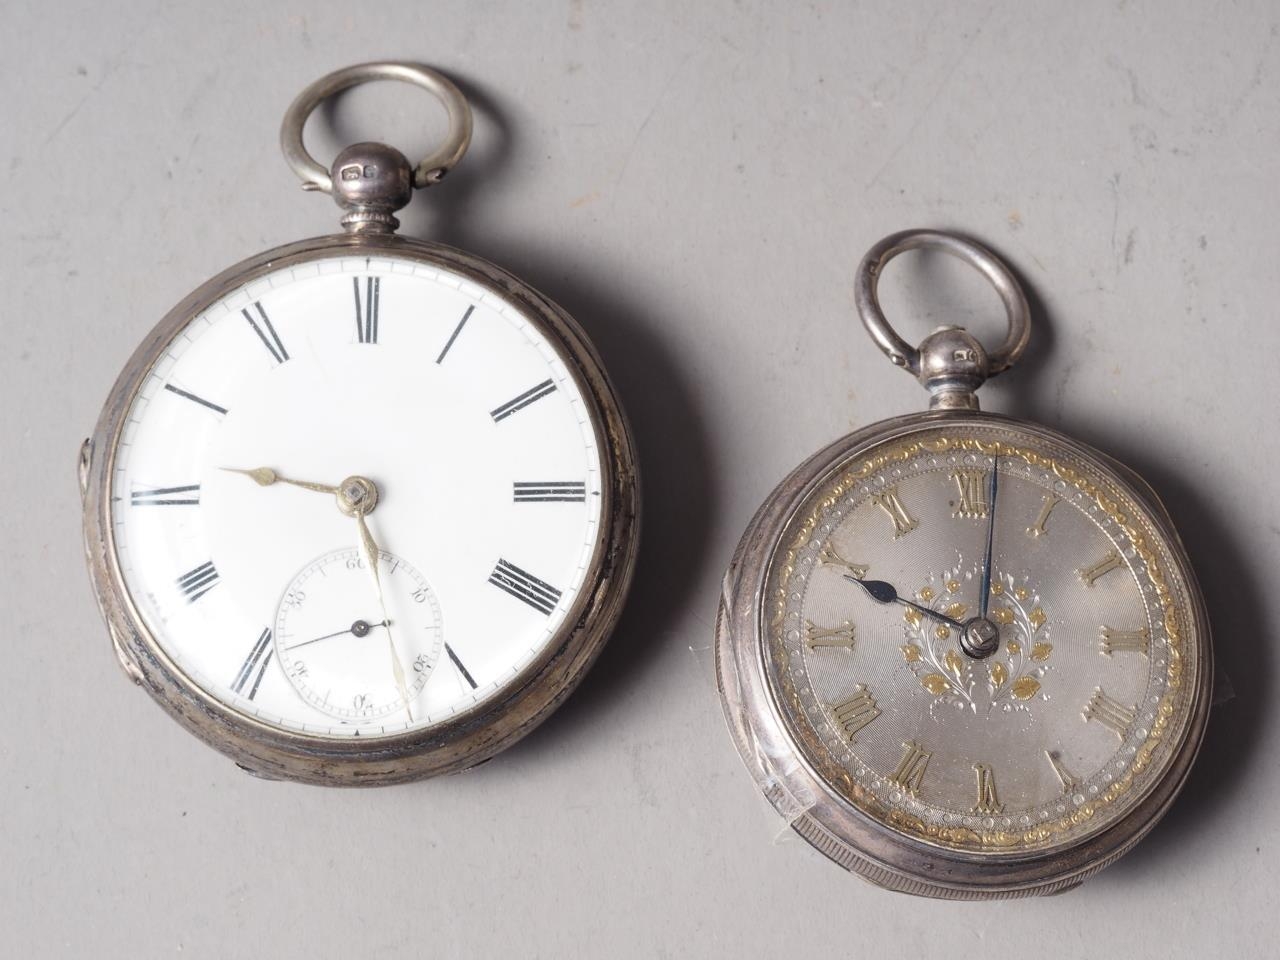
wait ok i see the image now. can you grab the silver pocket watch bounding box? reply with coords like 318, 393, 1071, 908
80, 63, 639, 785
716, 230, 1211, 898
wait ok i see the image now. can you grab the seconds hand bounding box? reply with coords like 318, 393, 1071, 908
285, 619, 389, 651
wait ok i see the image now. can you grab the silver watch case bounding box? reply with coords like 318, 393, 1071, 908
81, 231, 640, 786
715, 409, 1211, 898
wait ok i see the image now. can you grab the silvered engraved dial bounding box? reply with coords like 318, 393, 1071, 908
107, 252, 604, 738
764, 422, 1200, 853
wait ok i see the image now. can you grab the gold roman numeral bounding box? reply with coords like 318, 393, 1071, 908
873, 486, 918, 538
1078, 549, 1124, 586
817, 543, 868, 579
1026, 494, 1061, 538
1083, 688, 1136, 738
888, 740, 932, 795
829, 686, 880, 740
1044, 750, 1080, 795
971, 763, 1003, 814
1099, 626, 1150, 657
950, 469, 990, 519
804, 619, 856, 650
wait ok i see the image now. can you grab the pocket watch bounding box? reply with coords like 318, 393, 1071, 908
79, 63, 639, 785
716, 230, 1211, 898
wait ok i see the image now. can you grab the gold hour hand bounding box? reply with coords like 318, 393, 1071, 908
221, 466, 339, 495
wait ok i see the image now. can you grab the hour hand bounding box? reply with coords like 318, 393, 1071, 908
844, 574, 966, 631
221, 466, 339, 495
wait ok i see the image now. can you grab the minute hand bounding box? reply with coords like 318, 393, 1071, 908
979, 457, 999, 618
844, 575, 967, 631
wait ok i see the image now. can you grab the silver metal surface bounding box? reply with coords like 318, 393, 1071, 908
329, 141, 416, 234
279, 61, 473, 196
720, 229, 1210, 897
82, 230, 639, 785
855, 230, 1031, 409
715, 410, 1212, 898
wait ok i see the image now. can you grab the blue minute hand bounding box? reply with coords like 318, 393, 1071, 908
844, 575, 966, 631
979, 457, 999, 618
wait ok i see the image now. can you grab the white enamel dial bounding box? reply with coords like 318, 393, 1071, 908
273, 548, 442, 721
109, 253, 604, 737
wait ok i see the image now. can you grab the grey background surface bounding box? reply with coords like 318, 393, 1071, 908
2, 1, 1276, 956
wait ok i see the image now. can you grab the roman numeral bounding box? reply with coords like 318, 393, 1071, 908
1100, 626, 1150, 657
243, 302, 289, 364
804, 619, 856, 650
435, 305, 474, 364
1026, 494, 1061, 538
176, 560, 220, 603
829, 686, 880, 740
488, 559, 562, 615
445, 643, 478, 689
163, 383, 228, 416
491, 379, 557, 422
950, 469, 990, 519
1083, 688, 1136, 738
817, 543, 868, 579
888, 740, 932, 795
1044, 750, 1080, 795
513, 481, 587, 503
131, 483, 200, 506
1078, 549, 1124, 586
231, 628, 273, 700
971, 763, 1003, 814
873, 486, 918, 538
353, 276, 380, 344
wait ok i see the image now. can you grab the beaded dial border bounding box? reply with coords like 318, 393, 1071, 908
763, 430, 1196, 853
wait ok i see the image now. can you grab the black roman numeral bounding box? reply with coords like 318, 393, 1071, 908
243, 302, 289, 364
353, 276, 380, 344
513, 481, 587, 503
163, 383, 228, 416
490, 379, 556, 422
488, 559, 562, 615
131, 483, 200, 506
231, 628, 273, 700
435, 305, 474, 364
445, 643, 478, 689
176, 560, 220, 603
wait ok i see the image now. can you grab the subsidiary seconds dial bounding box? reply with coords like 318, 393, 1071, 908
105, 251, 608, 740
274, 548, 442, 722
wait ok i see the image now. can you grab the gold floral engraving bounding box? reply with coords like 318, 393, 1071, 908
921, 674, 949, 695
1011, 677, 1041, 700
766, 428, 1190, 853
